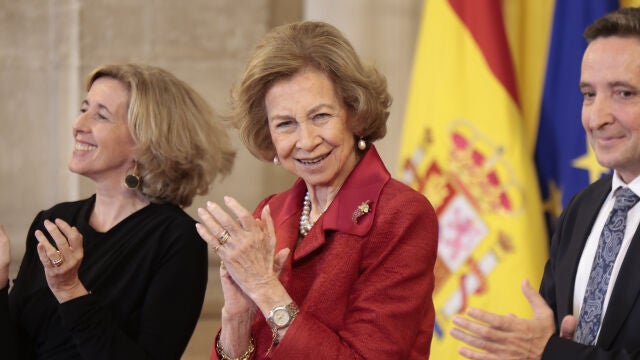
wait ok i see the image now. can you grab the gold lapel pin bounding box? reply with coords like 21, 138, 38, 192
352, 200, 371, 223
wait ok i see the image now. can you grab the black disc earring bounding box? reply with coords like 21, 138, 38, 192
124, 161, 141, 189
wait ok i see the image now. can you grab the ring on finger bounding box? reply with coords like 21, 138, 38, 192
217, 230, 230, 245
51, 250, 65, 267
212, 244, 221, 252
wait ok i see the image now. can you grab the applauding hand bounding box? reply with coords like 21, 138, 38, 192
450, 279, 556, 360
34, 219, 89, 303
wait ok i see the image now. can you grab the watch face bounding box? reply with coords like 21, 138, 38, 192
273, 308, 291, 327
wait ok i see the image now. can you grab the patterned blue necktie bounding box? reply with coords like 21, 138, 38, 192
575, 187, 640, 345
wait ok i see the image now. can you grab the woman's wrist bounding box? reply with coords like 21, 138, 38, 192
218, 333, 252, 358
216, 332, 255, 360
220, 307, 254, 357
221, 301, 256, 319
247, 278, 292, 318
265, 301, 298, 353
53, 282, 89, 303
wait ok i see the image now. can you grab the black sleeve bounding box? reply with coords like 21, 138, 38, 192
543, 336, 640, 360
0, 286, 16, 360
4, 211, 48, 360
57, 221, 208, 360
539, 211, 565, 330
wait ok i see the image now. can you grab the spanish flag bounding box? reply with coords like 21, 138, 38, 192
398, 0, 551, 357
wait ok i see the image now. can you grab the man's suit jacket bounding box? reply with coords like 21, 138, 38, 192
540, 175, 640, 359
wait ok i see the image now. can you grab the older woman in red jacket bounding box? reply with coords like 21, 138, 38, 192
197, 21, 438, 359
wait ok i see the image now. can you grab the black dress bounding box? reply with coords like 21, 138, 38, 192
1, 195, 208, 360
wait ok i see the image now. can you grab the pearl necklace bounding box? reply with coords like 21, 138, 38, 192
299, 191, 315, 236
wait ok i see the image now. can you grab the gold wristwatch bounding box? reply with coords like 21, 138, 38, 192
266, 302, 299, 344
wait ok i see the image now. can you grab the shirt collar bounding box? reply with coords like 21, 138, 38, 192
612, 170, 640, 197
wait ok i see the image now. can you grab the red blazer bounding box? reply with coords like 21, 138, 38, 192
213, 146, 438, 359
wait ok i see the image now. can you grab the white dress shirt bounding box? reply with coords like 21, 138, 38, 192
573, 172, 640, 342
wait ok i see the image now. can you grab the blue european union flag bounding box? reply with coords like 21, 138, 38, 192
536, 0, 617, 235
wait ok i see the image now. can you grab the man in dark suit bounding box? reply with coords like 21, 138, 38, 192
450, 7, 640, 359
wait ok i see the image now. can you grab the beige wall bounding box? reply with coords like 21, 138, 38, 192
0, 0, 421, 357
305, 0, 423, 172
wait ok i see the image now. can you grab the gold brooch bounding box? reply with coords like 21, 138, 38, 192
352, 200, 371, 223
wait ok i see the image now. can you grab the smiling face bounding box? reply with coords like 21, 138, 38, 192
68, 77, 136, 185
265, 67, 358, 194
581, 36, 640, 183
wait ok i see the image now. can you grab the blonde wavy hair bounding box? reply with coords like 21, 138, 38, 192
87, 64, 235, 207
231, 21, 392, 161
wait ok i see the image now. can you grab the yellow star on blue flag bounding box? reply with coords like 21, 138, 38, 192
572, 139, 610, 184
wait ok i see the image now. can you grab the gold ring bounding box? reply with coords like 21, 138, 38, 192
212, 244, 221, 252
51, 251, 64, 267
217, 230, 230, 245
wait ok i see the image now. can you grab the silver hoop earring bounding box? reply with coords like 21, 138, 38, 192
357, 138, 366, 151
